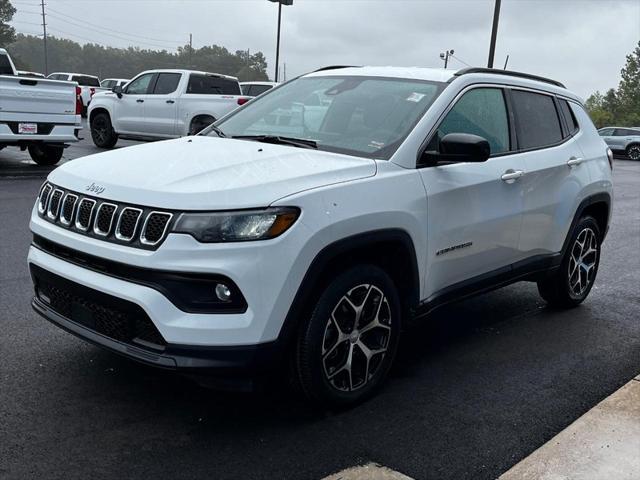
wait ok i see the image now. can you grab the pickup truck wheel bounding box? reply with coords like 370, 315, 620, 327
537, 216, 601, 308
626, 144, 640, 161
91, 112, 118, 149
28, 144, 64, 166
189, 116, 215, 136
293, 265, 401, 407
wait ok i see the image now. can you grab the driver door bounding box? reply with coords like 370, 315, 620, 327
418, 87, 526, 298
114, 72, 155, 134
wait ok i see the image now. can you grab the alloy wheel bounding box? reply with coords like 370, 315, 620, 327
628, 145, 640, 161
321, 284, 392, 392
92, 117, 108, 144
568, 227, 598, 297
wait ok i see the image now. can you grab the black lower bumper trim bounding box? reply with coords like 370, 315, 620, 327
32, 297, 283, 374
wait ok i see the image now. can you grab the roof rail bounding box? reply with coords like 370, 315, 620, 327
453, 67, 565, 89
313, 65, 361, 73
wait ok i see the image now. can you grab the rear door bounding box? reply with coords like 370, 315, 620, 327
114, 72, 154, 134
516, 91, 589, 257
418, 86, 526, 296
142, 72, 181, 136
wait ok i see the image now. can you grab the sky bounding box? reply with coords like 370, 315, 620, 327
9, 0, 640, 99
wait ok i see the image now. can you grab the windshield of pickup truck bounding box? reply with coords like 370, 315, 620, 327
209, 75, 444, 159
0, 53, 14, 75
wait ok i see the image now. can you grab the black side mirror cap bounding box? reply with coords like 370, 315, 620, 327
422, 133, 491, 166
112, 85, 123, 98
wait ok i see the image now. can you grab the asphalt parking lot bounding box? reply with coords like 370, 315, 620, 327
1, 131, 639, 480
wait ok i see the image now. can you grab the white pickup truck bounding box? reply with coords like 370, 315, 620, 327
88, 69, 249, 148
47, 72, 107, 117
0, 48, 82, 165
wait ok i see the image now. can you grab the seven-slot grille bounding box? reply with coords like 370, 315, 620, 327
37, 183, 173, 249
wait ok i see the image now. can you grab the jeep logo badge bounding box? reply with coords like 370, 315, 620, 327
85, 182, 105, 195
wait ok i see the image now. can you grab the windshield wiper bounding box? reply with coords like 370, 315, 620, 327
232, 135, 317, 149
207, 124, 227, 138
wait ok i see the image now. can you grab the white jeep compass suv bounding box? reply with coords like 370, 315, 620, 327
29, 66, 613, 406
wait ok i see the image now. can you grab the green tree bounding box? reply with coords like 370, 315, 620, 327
0, 0, 16, 44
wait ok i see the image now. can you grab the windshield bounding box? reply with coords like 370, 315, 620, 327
210, 75, 444, 159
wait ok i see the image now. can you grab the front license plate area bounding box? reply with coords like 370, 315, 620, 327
18, 123, 38, 134
71, 301, 96, 329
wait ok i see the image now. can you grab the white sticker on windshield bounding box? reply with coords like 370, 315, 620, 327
406, 92, 426, 102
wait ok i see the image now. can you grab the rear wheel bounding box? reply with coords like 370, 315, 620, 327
189, 116, 215, 136
293, 265, 402, 407
28, 144, 64, 166
626, 144, 640, 161
90, 112, 118, 149
537, 216, 601, 308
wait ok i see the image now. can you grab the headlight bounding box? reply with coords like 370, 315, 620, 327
173, 207, 300, 243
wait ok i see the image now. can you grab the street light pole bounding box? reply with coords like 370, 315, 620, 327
40, 0, 48, 75
440, 49, 454, 69
275, 2, 282, 82
487, 0, 502, 68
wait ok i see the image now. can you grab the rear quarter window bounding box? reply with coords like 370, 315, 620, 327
511, 90, 563, 149
558, 99, 579, 136
187, 74, 240, 95
72, 75, 100, 87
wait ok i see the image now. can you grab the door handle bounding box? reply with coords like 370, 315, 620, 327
136, 99, 144, 103
567, 157, 583, 167
501, 170, 525, 183
166, 99, 175, 104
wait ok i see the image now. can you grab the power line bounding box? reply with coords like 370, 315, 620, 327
450, 54, 471, 67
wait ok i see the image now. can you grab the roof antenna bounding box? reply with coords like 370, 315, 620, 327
503, 55, 509, 70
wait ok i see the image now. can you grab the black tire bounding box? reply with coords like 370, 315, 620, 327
293, 264, 402, 407
28, 144, 64, 166
189, 116, 215, 136
537, 216, 601, 308
90, 112, 118, 149
626, 144, 640, 161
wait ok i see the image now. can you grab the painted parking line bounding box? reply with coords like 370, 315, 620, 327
322, 463, 414, 480
499, 376, 640, 480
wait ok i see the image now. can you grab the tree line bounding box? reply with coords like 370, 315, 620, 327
5, 34, 270, 82
584, 41, 640, 129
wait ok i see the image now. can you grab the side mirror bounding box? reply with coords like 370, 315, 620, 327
422, 133, 491, 166
112, 85, 123, 98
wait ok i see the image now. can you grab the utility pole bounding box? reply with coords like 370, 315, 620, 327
487, 0, 501, 68
189, 33, 192, 67
440, 49, 454, 69
40, 0, 48, 75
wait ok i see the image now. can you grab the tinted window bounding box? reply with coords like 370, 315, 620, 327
558, 99, 579, 136
101, 80, 115, 88
431, 87, 510, 154
152, 73, 181, 94
251, 84, 273, 96
615, 128, 640, 136
187, 74, 240, 95
512, 90, 563, 149
72, 75, 100, 87
0, 53, 14, 75
598, 128, 614, 136
126, 73, 154, 95
624, 129, 640, 136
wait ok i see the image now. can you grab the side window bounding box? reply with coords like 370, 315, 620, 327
187, 75, 241, 95
152, 73, 181, 95
558, 99, 579, 136
0, 54, 14, 75
125, 73, 154, 95
598, 128, 613, 137
624, 129, 640, 136
511, 90, 563, 149
251, 84, 273, 96
430, 87, 510, 155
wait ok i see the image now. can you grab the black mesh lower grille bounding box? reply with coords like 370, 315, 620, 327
32, 265, 166, 350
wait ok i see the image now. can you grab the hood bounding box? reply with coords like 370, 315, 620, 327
48, 136, 377, 210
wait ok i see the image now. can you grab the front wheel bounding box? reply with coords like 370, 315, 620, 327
537, 216, 601, 308
28, 144, 64, 166
90, 112, 118, 149
293, 265, 402, 407
626, 144, 640, 161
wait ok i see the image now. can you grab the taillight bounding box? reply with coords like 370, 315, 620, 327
237, 97, 250, 106
75, 86, 83, 115
606, 147, 613, 170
